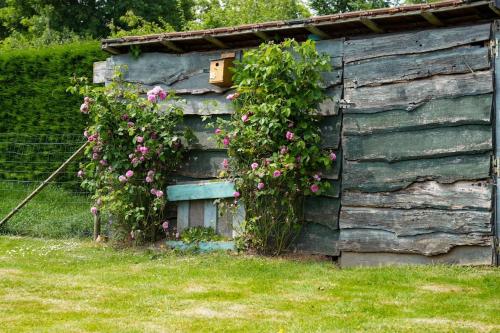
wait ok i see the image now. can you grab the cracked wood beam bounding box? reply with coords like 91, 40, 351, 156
305, 25, 331, 39
489, 2, 500, 16
360, 17, 384, 33
102, 44, 121, 55
160, 40, 184, 53
204, 36, 228, 48
420, 11, 444, 26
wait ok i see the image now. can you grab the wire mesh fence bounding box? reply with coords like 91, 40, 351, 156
0, 133, 94, 238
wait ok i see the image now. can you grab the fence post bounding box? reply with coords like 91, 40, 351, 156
93, 210, 101, 240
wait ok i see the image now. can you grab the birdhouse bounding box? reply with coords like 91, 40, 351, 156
209, 52, 235, 87
166, 180, 244, 238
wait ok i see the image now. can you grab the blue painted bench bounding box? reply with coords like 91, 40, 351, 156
166, 180, 244, 238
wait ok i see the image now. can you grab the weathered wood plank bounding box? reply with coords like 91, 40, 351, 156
108, 51, 232, 93
343, 153, 491, 192
344, 71, 493, 113
167, 94, 233, 115
304, 197, 340, 230
343, 94, 492, 135
319, 115, 341, 149
339, 246, 493, 267
164, 86, 341, 116
294, 223, 340, 256
93, 61, 107, 84
344, 125, 492, 162
339, 229, 492, 256
188, 200, 205, 227
204, 200, 217, 230
177, 150, 227, 178
339, 207, 492, 237
181, 115, 228, 149
318, 85, 342, 116
344, 23, 491, 63
167, 181, 235, 201
177, 201, 190, 232
345, 45, 490, 88
342, 180, 492, 211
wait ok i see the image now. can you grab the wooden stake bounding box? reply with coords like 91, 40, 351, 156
0, 142, 89, 227
93, 209, 101, 240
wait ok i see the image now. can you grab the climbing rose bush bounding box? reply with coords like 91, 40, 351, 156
70, 70, 188, 243
214, 39, 335, 254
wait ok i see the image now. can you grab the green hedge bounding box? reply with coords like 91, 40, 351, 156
0, 42, 107, 182
0, 41, 106, 134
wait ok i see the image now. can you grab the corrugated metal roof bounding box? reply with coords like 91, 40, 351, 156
102, 0, 500, 54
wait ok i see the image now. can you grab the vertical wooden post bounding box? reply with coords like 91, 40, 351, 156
493, 20, 500, 266
93, 210, 101, 240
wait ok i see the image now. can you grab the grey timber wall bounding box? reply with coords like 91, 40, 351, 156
103, 39, 345, 256
340, 23, 495, 266
101, 22, 497, 265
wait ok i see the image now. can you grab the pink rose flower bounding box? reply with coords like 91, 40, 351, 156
251, 162, 258, 170
125, 170, 134, 178
226, 93, 235, 101
329, 152, 337, 161
222, 159, 229, 169
162, 221, 169, 231
119, 175, 127, 183
136, 136, 144, 143
158, 90, 167, 101
257, 182, 265, 190
313, 174, 321, 181
92, 153, 99, 160
150, 188, 157, 195
145, 176, 153, 183
273, 170, 281, 177
233, 191, 240, 198
280, 146, 288, 155
99, 159, 108, 166
77, 170, 84, 178
285, 131, 294, 141
241, 114, 249, 122
147, 94, 156, 102
139, 146, 149, 155
310, 184, 319, 193
147, 170, 155, 177
84, 96, 90, 103
80, 103, 89, 114
223, 137, 230, 147
131, 158, 139, 165
83, 130, 89, 138
215, 128, 222, 134
155, 190, 164, 198
139, 156, 145, 162
90, 206, 98, 215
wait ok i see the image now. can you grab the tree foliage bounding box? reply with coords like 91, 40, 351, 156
309, 0, 391, 15
187, 0, 310, 30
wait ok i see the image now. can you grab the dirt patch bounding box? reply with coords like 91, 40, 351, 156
420, 284, 469, 293
0, 268, 21, 277
409, 318, 499, 332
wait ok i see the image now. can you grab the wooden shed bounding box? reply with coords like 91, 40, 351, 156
96, 0, 500, 266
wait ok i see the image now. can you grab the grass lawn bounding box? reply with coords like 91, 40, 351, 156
0, 183, 93, 238
0, 236, 499, 332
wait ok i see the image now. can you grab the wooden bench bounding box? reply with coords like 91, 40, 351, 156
166, 180, 244, 238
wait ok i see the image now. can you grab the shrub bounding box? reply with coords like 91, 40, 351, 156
0, 41, 106, 182
214, 39, 335, 255
71, 70, 191, 243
